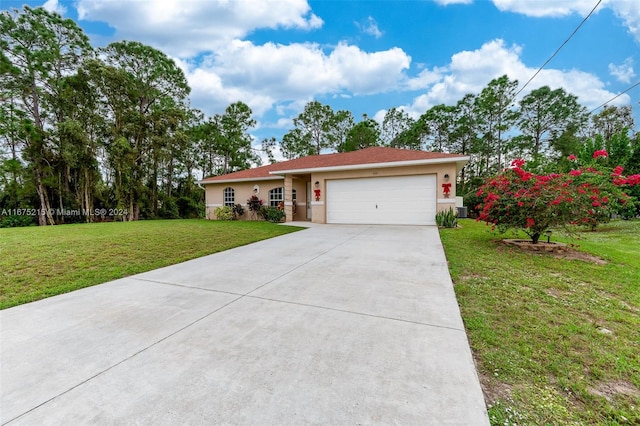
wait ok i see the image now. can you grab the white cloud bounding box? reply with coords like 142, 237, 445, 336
402, 39, 628, 117
42, 0, 67, 15
436, 0, 640, 42
180, 40, 412, 117
356, 16, 383, 38
609, 57, 636, 83
404, 68, 444, 91
608, 0, 640, 43
373, 109, 388, 124
491, 0, 600, 17
489, 0, 640, 42
433, 0, 474, 5
76, 0, 323, 57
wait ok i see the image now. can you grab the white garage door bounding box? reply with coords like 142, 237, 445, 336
326, 175, 437, 225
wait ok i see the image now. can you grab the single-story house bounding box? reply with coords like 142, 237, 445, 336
198, 147, 469, 226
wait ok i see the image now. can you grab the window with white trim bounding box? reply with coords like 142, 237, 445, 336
269, 187, 283, 208
223, 187, 235, 206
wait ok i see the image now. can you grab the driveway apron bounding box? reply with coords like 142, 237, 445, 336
1, 225, 489, 425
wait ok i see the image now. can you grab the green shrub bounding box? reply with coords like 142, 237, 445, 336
232, 203, 245, 219
158, 197, 180, 219
463, 190, 482, 218
258, 205, 269, 220
214, 206, 234, 220
435, 208, 458, 228
261, 206, 285, 223
0, 214, 36, 228
176, 196, 200, 218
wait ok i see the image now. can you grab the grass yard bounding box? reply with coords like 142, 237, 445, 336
0, 219, 302, 309
440, 219, 640, 425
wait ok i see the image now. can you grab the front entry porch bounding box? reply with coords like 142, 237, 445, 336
283, 173, 312, 223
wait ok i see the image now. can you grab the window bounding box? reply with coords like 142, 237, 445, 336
269, 187, 283, 208
223, 187, 235, 206
292, 189, 297, 201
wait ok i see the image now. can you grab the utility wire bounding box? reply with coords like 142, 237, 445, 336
511, 0, 603, 101
589, 80, 640, 114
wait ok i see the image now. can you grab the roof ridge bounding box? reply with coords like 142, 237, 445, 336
199, 147, 467, 183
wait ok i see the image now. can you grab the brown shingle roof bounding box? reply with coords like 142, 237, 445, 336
199, 147, 466, 183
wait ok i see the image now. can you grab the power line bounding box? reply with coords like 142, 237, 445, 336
589, 80, 640, 114
512, 0, 603, 101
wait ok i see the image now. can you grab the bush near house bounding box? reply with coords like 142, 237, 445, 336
214, 206, 234, 220
232, 203, 245, 219
435, 207, 458, 228
246, 195, 263, 220
260, 206, 285, 223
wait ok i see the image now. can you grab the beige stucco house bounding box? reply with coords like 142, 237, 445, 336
198, 147, 468, 226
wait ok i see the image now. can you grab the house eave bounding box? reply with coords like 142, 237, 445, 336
197, 176, 283, 185
269, 156, 470, 176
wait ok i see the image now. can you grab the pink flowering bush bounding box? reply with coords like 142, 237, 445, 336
476, 151, 639, 243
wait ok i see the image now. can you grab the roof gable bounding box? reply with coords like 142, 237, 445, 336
198, 147, 467, 183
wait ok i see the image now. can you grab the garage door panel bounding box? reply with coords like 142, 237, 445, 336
327, 175, 436, 225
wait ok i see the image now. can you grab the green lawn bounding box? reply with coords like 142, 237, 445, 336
0, 219, 302, 309
440, 219, 640, 425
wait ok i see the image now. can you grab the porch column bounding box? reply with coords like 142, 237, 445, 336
284, 174, 293, 222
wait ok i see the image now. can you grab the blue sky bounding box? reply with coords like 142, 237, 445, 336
5, 0, 640, 154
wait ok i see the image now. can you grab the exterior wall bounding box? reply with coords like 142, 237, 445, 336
205, 180, 282, 220
204, 178, 308, 221
308, 163, 458, 224
203, 162, 459, 223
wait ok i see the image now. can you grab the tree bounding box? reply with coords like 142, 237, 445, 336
329, 110, 355, 152
0, 6, 93, 225
217, 101, 260, 174
518, 86, 587, 160
474, 75, 519, 173
0, 94, 30, 210
193, 114, 221, 179
260, 137, 277, 164
339, 114, 380, 152
98, 40, 190, 220
280, 128, 307, 160
53, 69, 103, 221
381, 107, 415, 147
418, 104, 457, 152
194, 103, 260, 178
281, 101, 337, 158
449, 94, 479, 193
590, 105, 634, 144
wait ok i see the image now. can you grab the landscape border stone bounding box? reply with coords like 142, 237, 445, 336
502, 239, 569, 253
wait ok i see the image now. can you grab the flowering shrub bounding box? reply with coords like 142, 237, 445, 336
246, 195, 264, 220
592, 150, 609, 159
476, 152, 639, 243
260, 206, 285, 223
214, 206, 234, 220
246, 195, 263, 212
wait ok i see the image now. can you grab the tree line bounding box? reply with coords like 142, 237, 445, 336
1, 6, 639, 226
276, 76, 639, 198
1, 6, 260, 225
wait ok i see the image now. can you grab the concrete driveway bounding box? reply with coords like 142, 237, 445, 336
1, 224, 489, 425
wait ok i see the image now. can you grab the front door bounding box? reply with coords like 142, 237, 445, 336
306, 181, 312, 219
